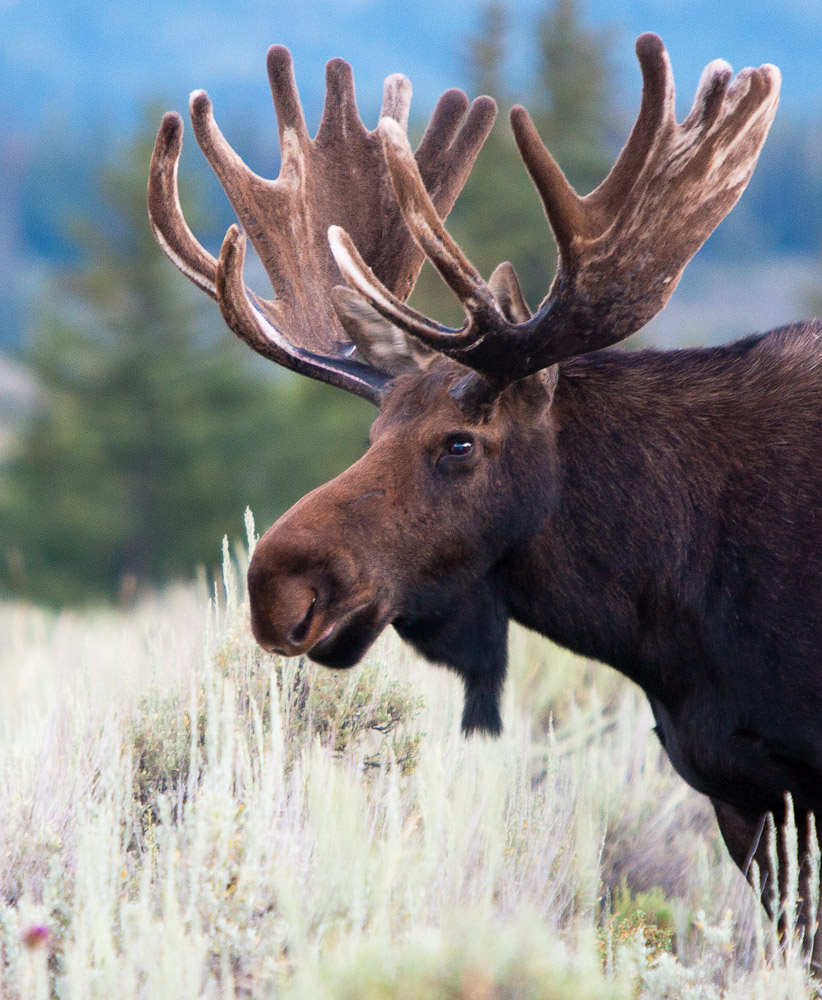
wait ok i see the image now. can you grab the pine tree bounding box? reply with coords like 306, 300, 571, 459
533, 0, 615, 196
0, 122, 372, 605
409, 0, 616, 319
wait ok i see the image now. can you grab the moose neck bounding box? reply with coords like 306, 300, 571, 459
504, 339, 768, 704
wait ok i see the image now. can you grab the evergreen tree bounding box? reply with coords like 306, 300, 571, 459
0, 122, 372, 606
533, 0, 615, 196
410, 0, 616, 319
469, 2, 507, 100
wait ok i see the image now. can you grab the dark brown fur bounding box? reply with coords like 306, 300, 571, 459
150, 35, 815, 961
249, 324, 822, 955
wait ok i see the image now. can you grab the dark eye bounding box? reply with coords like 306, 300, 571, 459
438, 433, 479, 473
446, 436, 474, 457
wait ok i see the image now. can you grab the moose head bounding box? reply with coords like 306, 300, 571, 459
149, 36, 779, 735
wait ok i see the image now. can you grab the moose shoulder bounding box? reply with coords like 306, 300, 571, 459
149, 35, 821, 956
507, 331, 822, 814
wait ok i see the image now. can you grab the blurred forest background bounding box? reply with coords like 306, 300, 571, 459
2, 0, 822, 606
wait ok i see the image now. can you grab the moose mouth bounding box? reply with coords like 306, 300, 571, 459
306, 600, 388, 669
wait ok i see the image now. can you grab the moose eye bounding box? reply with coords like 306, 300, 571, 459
437, 434, 478, 474
445, 436, 474, 457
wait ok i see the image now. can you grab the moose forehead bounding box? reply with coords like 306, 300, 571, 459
376, 359, 556, 434
370, 365, 557, 465
372, 361, 476, 435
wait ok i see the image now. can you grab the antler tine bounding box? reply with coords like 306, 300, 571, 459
418, 89, 470, 152
266, 45, 311, 148
189, 90, 262, 194
507, 107, 585, 257
217, 225, 387, 403
328, 116, 505, 355
147, 112, 218, 299
380, 73, 412, 131
586, 34, 677, 218
447, 96, 499, 182
488, 262, 532, 324
335, 34, 780, 395
151, 45, 499, 398
415, 91, 497, 217
188, 90, 288, 289
329, 225, 460, 345
682, 57, 733, 133
317, 57, 366, 142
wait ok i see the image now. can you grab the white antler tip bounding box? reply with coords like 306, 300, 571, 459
703, 58, 732, 80
328, 226, 354, 273
381, 75, 412, 131
693, 59, 732, 105
220, 224, 246, 263
378, 115, 407, 144
189, 89, 212, 115
383, 73, 411, 91
761, 64, 782, 91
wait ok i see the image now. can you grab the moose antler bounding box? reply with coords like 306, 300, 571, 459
148, 46, 496, 402
330, 34, 780, 393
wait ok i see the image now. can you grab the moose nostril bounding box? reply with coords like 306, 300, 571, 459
289, 588, 318, 646
248, 568, 321, 653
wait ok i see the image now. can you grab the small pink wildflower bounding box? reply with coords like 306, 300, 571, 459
21, 924, 51, 950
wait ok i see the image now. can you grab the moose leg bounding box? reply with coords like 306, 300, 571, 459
711, 798, 821, 965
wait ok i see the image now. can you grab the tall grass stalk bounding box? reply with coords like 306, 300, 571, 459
0, 531, 818, 997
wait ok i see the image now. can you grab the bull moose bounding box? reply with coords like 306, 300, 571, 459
149, 36, 822, 957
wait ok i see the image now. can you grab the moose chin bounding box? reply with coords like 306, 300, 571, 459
149, 35, 822, 962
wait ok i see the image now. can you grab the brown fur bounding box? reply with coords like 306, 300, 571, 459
249, 328, 822, 957
150, 34, 817, 964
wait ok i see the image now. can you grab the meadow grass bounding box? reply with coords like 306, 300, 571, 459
0, 519, 819, 998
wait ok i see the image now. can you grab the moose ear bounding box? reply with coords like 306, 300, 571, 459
331, 285, 435, 376
487, 261, 531, 323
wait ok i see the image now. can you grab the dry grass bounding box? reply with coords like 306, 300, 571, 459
0, 519, 819, 997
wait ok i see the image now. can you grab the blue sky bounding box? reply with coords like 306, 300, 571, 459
2, 0, 822, 137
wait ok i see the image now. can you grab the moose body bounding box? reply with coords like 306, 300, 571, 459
250, 324, 822, 819
505, 331, 822, 822
149, 35, 821, 955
